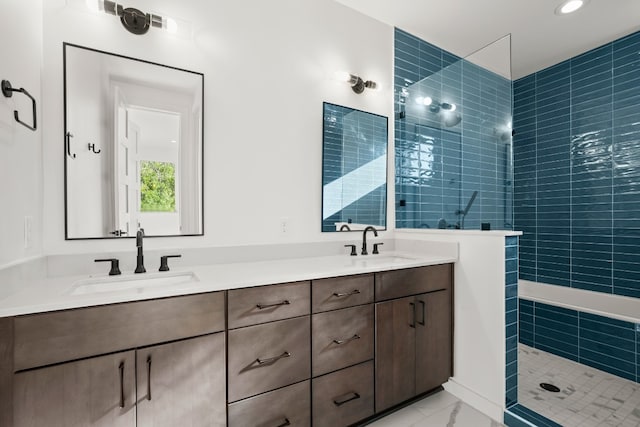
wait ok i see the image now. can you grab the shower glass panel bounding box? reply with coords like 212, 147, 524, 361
395, 34, 513, 230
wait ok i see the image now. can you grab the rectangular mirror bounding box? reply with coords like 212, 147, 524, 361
64, 43, 204, 239
322, 102, 388, 232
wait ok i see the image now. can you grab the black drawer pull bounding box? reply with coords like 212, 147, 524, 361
256, 351, 291, 365
256, 300, 290, 310
333, 289, 360, 298
418, 300, 426, 326
409, 302, 416, 328
274, 418, 291, 427
333, 392, 361, 406
333, 334, 361, 345
118, 362, 125, 408
146, 355, 152, 401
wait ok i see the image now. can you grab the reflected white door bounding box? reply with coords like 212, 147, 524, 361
113, 88, 139, 236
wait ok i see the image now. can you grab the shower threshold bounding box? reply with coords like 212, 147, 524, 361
518, 343, 640, 427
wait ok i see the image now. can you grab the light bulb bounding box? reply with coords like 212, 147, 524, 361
165, 17, 178, 34
334, 71, 352, 83
86, 0, 101, 12
422, 97, 433, 106
556, 0, 586, 14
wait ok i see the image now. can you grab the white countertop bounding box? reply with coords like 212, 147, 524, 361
0, 252, 456, 317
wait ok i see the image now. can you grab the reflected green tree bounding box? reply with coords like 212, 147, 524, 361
140, 161, 176, 212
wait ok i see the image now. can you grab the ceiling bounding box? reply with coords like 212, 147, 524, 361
335, 0, 640, 80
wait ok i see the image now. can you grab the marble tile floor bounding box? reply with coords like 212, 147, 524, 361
366, 390, 504, 427
519, 343, 640, 427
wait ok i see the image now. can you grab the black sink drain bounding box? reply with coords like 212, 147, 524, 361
540, 383, 560, 392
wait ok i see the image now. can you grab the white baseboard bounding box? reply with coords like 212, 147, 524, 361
443, 379, 504, 422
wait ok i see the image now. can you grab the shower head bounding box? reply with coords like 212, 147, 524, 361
443, 112, 462, 127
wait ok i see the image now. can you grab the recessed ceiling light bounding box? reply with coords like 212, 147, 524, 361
555, 0, 588, 15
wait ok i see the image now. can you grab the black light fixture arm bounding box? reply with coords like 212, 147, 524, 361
1, 80, 37, 131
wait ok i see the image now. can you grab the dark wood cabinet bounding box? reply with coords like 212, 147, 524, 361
136, 333, 226, 427
14, 351, 136, 427
228, 380, 310, 427
374, 264, 453, 413
415, 289, 452, 395
312, 361, 374, 427
375, 296, 417, 411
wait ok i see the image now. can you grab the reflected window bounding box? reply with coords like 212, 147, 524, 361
140, 161, 176, 212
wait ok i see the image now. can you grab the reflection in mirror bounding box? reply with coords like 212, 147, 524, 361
64, 43, 203, 239
322, 103, 388, 232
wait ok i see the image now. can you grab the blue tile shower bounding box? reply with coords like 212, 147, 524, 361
510, 29, 640, 426
519, 299, 640, 383
513, 31, 640, 299
394, 29, 513, 231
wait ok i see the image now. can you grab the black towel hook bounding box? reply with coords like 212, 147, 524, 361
2, 79, 37, 131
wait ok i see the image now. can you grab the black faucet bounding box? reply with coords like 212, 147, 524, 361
361, 226, 378, 255
339, 224, 351, 231
135, 228, 146, 273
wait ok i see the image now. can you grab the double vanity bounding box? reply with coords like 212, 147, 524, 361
0, 252, 454, 427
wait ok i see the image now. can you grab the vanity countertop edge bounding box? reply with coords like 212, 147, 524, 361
0, 252, 457, 318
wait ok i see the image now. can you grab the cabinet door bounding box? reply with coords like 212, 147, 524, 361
375, 296, 416, 412
136, 333, 226, 427
14, 351, 136, 427
415, 289, 452, 395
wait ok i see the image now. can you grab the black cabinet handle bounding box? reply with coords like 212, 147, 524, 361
409, 302, 416, 328
333, 392, 361, 406
333, 334, 361, 345
256, 351, 291, 365
418, 300, 426, 326
146, 355, 152, 401
333, 289, 360, 298
118, 362, 125, 408
256, 300, 290, 310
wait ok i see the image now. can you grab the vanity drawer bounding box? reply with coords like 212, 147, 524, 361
228, 380, 310, 427
375, 264, 452, 302
312, 361, 374, 427
228, 316, 310, 402
312, 305, 373, 377
228, 281, 310, 329
13, 292, 225, 371
312, 274, 373, 313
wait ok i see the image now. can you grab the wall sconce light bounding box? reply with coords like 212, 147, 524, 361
87, 0, 178, 35
335, 71, 378, 94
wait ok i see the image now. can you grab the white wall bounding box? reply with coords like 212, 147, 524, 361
0, 0, 43, 266
396, 230, 511, 421
42, 0, 394, 255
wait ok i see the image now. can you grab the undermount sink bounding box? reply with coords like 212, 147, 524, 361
346, 254, 419, 267
68, 271, 199, 296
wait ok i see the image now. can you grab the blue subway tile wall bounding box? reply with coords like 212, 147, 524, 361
394, 28, 513, 230
518, 299, 640, 383
505, 236, 519, 407
513, 30, 640, 298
